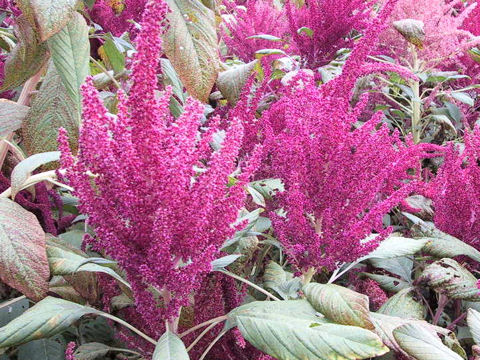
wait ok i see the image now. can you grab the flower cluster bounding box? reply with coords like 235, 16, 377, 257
89, 0, 147, 36
221, 0, 289, 62
261, 0, 440, 271
380, 0, 480, 69
285, 0, 372, 68
59, 0, 259, 336
427, 125, 480, 250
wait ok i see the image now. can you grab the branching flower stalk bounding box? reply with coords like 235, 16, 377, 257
59, 0, 261, 338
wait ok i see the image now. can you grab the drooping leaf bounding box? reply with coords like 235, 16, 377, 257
417, 258, 480, 301
211, 255, 242, 271
47, 12, 90, 107
0, 198, 49, 301
164, 0, 220, 102
216, 60, 257, 105
234, 305, 389, 360
22, 62, 79, 157
467, 309, 480, 345
153, 331, 189, 360
360, 236, 428, 261
17, 337, 66, 360
0, 16, 48, 91
16, 0, 78, 41
363, 273, 409, 293
10, 151, 60, 199
303, 283, 374, 330
73, 342, 110, 360
263, 261, 300, 300
378, 288, 425, 319
393, 323, 463, 360
422, 235, 480, 263
48, 276, 85, 304
369, 257, 413, 282
0, 100, 30, 137
0, 297, 99, 348
46, 237, 131, 291
226, 299, 324, 330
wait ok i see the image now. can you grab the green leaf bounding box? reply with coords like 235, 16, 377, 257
363, 273, 409, 293
17, 337, 66, 360
255, 48, 286, 57
0, 16, 49, 91
418, 258, 480, 301
393, 323, 463, 360
234, 304, 389, 360
0, 297, 99, 348
360, 236, 428, 261
22, 62, 79, 157
0, 198, 49, 301
0, 99, 30, 137
378, 288, 425, 319
74, 342, 109, 360
217, 60, 257, 105
160, 58, 185, 102
247, 184, 266, 207
263, 261, 300, 300
422, 235, 480, 263
46, 237, 131, 291
247, 34, 283, 42
153, 331, 189, 360
297, 26, 313, 37
10, 151, 60, 199
164, 0, 219, 102
226, 300, 323, 330
47, 12, 90, 107
467, 309, 480, 345
303, 283, 374, 330
16, 0, 79, 41
101, 38, 125, 73
451, 92, 474, 106
211, 254, 241, 271
0, 297, 29, 328
369, 257, 413, 281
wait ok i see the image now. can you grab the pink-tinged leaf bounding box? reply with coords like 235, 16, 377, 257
164, 0, 220, 102
0, 198, 49, 301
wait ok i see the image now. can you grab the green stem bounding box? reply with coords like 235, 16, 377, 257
186, 321, 223, 352
100, 313, 157, 345
198, 329, 229, 360
179, 315, 228, 338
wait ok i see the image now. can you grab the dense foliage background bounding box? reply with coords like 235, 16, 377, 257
0, 0, 480, 359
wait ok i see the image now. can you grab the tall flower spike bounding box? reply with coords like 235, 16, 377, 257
60, 0, 259, 338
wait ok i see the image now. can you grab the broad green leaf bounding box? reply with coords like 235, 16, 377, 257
0, 297, 99, 348
160, 58, 185, 102
49, 276, 85, 304
0, 16, 48, 91
422, 235, 480, 263
247, 184, 266, 207
226, 300, 324, 330
17, 337, 66, 360
16, 0, 78, 41
235, 309, 388, 360
211, 254, 241, 271
249, 178, 284, 200
217, 60, 257, 105
73, 343, 109, 360
78, 317, 114, 344
451, 92, 474, 106
468, 309, 480, 345
369, 257, 413, 282
100, 38, 125, 74
47, 12, 90, 107
363, 273, 409, 293
0, 198, 49, 301
393, 323, 463, 360
360, 236, 428, 261
247, 34, 283, 42
418, 258, 480, 301
46, 237, 131, 291
153, 331, 189, 360
263, 261, 300, 300
378, 288, 425, 319
22, 62, 79, 157
0, 99, 29, 137
10, 151, 60, 199
0, 297, 29, 328
164, 0, 220, 102
304, 283, 374, 329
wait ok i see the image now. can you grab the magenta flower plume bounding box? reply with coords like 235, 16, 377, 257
59, 0, 259, 336
89, 0, 147, 36
427, 125, 480, 250
261, 0, 440, 271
